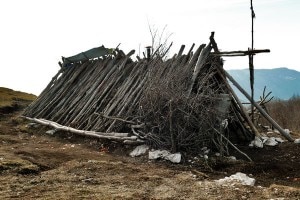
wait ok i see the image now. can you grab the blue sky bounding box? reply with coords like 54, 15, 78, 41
0, 0, 299, 95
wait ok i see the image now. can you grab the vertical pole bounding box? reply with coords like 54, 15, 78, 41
250, 0, 255, 122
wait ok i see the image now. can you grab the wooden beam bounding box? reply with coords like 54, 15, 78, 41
212, 49, 270, 57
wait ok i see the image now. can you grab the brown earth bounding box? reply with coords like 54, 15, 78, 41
0, 107, 299, 199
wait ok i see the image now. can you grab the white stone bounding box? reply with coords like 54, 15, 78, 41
26, 123, 39, 128
264, 137, 278, 146
216, 172, 255, 186
45, 129, 56, 135
250, 136, 263, 148
294, 138, 300, 144
261, 136, 269, 144
228, 156, 237, 161
148, 150, 170, 160
263, 125, 270, 130
129, 145, 149, 157
165, 153, 182, 163
148, 150, 181, 163
275, 137, 284, 143
215, 153, 221, 157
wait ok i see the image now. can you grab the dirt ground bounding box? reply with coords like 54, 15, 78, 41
0, 109, 299, 199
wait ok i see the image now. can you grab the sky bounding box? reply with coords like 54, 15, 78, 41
0, 0, 299, 95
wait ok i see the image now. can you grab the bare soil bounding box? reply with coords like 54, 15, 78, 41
0, 109, 299, 199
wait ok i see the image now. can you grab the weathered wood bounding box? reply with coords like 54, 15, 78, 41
23, 37, 277, 155
212, 49, 270, 57
188, 44, 212, 95
22, 116, 144, 142
177, 45, 185, 57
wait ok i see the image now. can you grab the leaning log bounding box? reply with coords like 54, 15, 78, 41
224, 71, 294, 142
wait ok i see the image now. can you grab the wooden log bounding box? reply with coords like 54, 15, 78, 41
106, 74, 148, 132
187, 43, 195, 56
22, 116, 144, 142
177, 45, 185, 57
212, 49, 270, 57
188, 43, 212, 96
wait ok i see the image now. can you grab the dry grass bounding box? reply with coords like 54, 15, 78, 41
264, 96, 300, 134
0, 87, 36, 108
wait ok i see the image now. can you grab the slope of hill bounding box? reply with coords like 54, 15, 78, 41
0, 87, 36, 113
227, 68, 300, 101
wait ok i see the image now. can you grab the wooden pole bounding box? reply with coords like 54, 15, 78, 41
22, 116, 143, 142
250, 0, 256, 122
211, 49, 270, 56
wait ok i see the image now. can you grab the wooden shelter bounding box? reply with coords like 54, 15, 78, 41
23, 33, 293, 158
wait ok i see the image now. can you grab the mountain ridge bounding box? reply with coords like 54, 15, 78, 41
227, 67, 300, 101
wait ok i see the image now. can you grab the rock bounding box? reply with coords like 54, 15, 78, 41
264, 137, 278, 146
249, 136, 263, 148
149, 150, 170, 160
284, 129, 291, 135
275, 137, 284, 143
45, 129, 57, 135
216, 172, 255, 186
148, 150, 181, 163
26, 123, 39, 128
165, 153, 181, 163
261, 136, 269, 144
228, 156, 237, 161
294, 138, 300, 144
215, 153, 221, 157
129, 145, 149, 157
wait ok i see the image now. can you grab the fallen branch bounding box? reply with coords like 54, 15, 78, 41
22, 116, 144, 143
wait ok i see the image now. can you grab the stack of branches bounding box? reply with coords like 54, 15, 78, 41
23, 34, 255, 156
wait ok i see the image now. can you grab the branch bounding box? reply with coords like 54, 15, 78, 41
213, 128, 252, 162
22, 116, 142, 142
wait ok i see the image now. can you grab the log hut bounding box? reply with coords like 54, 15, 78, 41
23, 32, 293, 158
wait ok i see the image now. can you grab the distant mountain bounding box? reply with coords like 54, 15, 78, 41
226, 68, 300, 101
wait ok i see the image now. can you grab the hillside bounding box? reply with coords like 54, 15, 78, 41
0, 87, 36, 113
227, 68, 300, 101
